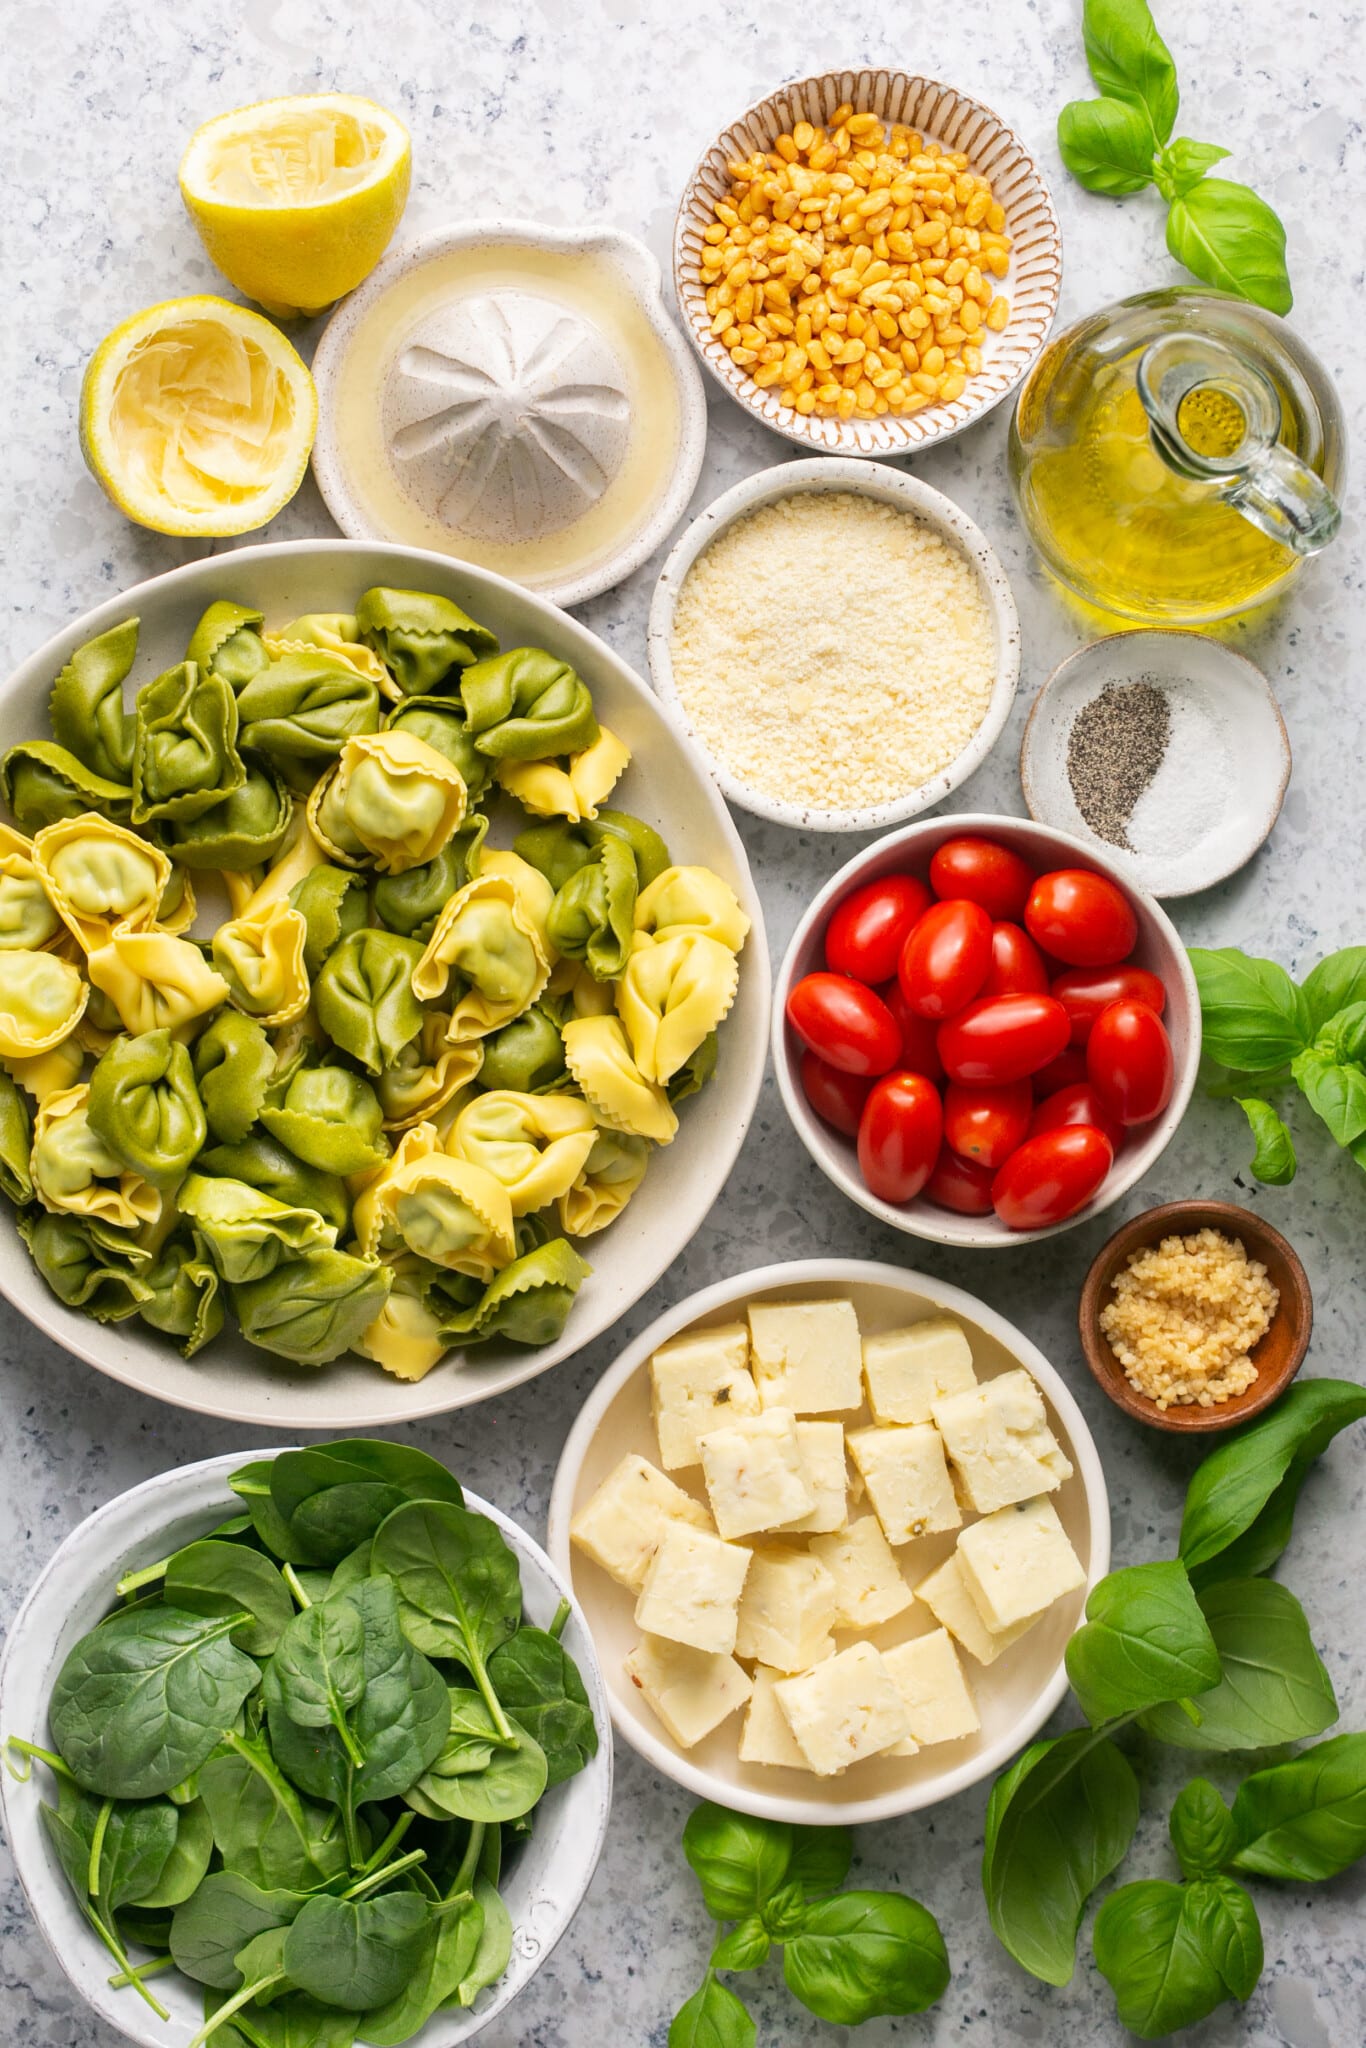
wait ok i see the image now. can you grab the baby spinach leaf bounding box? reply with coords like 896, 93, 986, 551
1065, 1561, 1221, 1725
1081, 0, 1179, 142
230, 1461, 330, 1568
170, 1871, 308, 1989
95, 1795, 181, 1911
210, 1990, 358, 2048
328, 1542, 375, 1598
1167, 174, 1294, 314
454, 1873, 512, 2008
1140, 1578, 1336, 1752
166, 1541, 295, 1657
682, 1804, 792, 1921
710, 1917, 770, 1972
371, 1502, 522, 1733
1236, 1097, 1297, 1184
1188, 948, 1310, 1071
269, 1443, 464, 1567
51, 1605, 261, 1799
233, 1923, 291, 1995
1057, 96, 1156, 194
487, 1626, 598, 1786
1153, 136, 1231, 200
408, 1692, 547, 1825
781, 1890, 950, 2023
982, 1729, 1139, 1985
270, 1598, 367, 1761
1180, 1379, 1366, 1579
1169, 1779, 1238, 1878
284, 1891, 431, 2012
1301, 947, 1366, 1031
1230, 1732, 1366, 1881
668, 1971, 755, 2048
784, 1824, 853, 1900
199, 1735, 348, 1892
134, 1796, 215, 1909
1093, 1875, 1263, 2037
353, 1889, 483, 2043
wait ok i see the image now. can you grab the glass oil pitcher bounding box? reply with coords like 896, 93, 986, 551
1009, 288, 1345, 624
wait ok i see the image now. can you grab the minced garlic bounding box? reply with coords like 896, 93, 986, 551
1100, 1228, 1278, 1411
668, 491, 996, 814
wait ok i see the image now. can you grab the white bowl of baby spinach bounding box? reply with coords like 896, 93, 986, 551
0, 1442, 613, 2048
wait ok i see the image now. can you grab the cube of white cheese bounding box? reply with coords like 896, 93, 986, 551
808, 1515, 915, 1630
625, 1636, 752, 1749
931, 1368, 1074, 1515
957, 1495, 1086, 1632
862, 1318, 978, 1425
634, 1523, 752, 1655
747, 1299, 863, 1414
774, 1641, 912, 1776
734, 1545, 837, 1671
780, 1421, 849, 1535
739, 1665, 816, 1770
570, 1453, 712, 1591
914, 1552, 1041, 1667
649, 1323, 760, 1471
698, 1408, 814, 1540
882, 1629, 981, 1749
845, 1423, 961, 1544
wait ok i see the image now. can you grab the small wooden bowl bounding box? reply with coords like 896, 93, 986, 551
1078, 1201, 1312, 1433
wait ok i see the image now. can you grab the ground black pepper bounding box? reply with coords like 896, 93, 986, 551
1065, 679, 1171, 849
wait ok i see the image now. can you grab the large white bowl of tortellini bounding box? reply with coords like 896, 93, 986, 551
0, 540, 768, 1426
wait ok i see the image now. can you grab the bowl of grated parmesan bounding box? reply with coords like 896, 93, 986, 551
647, 459, 1020, 831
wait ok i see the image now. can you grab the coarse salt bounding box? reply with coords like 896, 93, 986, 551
668, 492, 997, 813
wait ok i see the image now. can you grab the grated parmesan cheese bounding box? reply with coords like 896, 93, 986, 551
668, 492, 997, 813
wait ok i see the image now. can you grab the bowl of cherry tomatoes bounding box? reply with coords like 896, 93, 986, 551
774, 815, 1200, 1247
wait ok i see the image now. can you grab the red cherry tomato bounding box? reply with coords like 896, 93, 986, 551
786, 972, 901, 1076
981, 921, 1050, 998
857, 1071, 944, 1204
1031, 1048, 1090, 1096
991, 1125, 1114, 1230
1031, 1080, 1123, 1151
825, 875, 931, 984
929, 836, 1035, 921
1052, 964, 1168, 1046
937, 993, 1071, 1086
800, 1050, 872, 1137
879, 981, 945, 1081
925, 1148, 996, 1215
1025, 869, 1138, 967
898, 899, 993, 1020
1086, 999, 1175, 1126
942, 1080, 1034, 1169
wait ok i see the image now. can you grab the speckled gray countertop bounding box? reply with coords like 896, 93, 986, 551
3, 3, 1364, 2044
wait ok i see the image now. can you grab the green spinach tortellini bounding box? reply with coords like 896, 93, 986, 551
234, 651, 383, 790
479, 1002, 567, 1094
546, 833, 638, 982
514, 807, 671, 892
233, 1246, 393, 1367
193, 1009, 276, 1144
20, 1209, 153, 1322
198, 1131, 350, 1237
132, 661, 244, 825
460, 647, 598, 761
427, 1237, 590, 1348
355, 586, 498, 695
0, 743, 132, 832
153, 763, 293, 872
259, 1058, 388, 1175
186, 601, 269, 685
0, 1072, 34, 1204
313, 928, 425, 1075
371, 815, 487, 944
49, 619, 138, 785
374, 1018, 482, 1132
86, 1029, 207, 1186
179, 1172, 338, 1284
137, 1229, 224, 1356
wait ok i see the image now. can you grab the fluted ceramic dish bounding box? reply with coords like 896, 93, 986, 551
0, 1453, 613, 2048
674, 70, 1062, 455
0, 539, 769, 1428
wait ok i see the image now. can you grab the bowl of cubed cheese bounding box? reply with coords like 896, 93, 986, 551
547, 1257, 1108, 1824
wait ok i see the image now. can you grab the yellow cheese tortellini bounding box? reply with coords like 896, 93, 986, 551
2, 1037, 85, 1105
634, 865, 751, 952
353, 1122, 515, 1279
562, 1015, 677, 1145
309, 731, 468, 875
0, 949, 90, 1058
33, 814, 170, 952
558, 1126, 649, 1237
616, 932, 740, 1085
375, 1016, 483, 1131
355, 1256, 449, 1382
450, 1090, 597, 1217
0, 824, 63, 952
412, 876, 551, 1041
496, 727, 631, 824
86, 931, 230, 1037
30, 1084, 161, 1230
211, 898, 311, 1027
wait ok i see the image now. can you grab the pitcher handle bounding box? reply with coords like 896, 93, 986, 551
1228, 442, 1342, 556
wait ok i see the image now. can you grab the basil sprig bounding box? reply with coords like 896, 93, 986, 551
1057, 0, 1292, 312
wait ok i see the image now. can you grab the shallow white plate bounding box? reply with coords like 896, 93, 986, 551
548, 1258, 1109, 1826
0, 1452, 613, 2048
1020, 631, 1292, 898
0, 539, 768, 1427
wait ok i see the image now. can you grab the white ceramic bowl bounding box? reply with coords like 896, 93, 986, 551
773, 813, 1201, 1246
547, 1258, 1109, 1826
647, 459, 1020, 831
674, 69, 1062, 457
0, 1451, 613, 2048
312, 220, 708, 609
0, 539, 769, 1426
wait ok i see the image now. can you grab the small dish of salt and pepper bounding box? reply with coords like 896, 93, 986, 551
1018, 630, 1291, 899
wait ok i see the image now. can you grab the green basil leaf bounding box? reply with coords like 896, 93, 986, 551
681, 1803, 792, 1921
981, 1729, 1139, 1985
710, 1916, 770, 1972
1188, 947, 1310, 1071
1065, 1561, 1221, 1726
1310, 999, 1366, 1064
784, 1823, 854, 1900
1166, 177, 1292, 314
1094, 1876, 1263, 2037
1235, 1097, 1297, 1183
1141, 1578, 1336, 1752
1291, 1044, 1366, 1148
1057, 95, 1156, 194
165, 1540, 295, 1657
668, 1972, 756, 2048
1082, 0, 1179, 141
1230, 1732, 1366, 1881
1300, 946, 1366, 1031
1169, 1778, 1239, 1878
1154, 136, 1231, 200
781, 1890, 950, 2023
284, 1891, 432, 2012
1180, 1379, 1366, 1576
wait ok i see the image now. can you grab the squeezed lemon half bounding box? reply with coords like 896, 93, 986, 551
80, 297, 317, 536
179, 93, 411, 317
